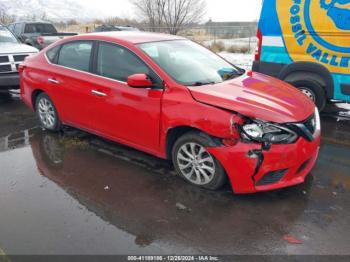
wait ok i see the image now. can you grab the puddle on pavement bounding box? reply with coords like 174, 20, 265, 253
0, 126, 349, 255
0, 98, 350, 255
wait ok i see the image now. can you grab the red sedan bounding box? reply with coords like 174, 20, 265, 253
20, 32, 321, 194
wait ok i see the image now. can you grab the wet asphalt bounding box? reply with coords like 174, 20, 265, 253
0, 93, 350, 256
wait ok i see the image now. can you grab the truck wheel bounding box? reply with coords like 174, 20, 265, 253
172, 132, 227, 190
35, 93, 61, 132
291, 79, 327, 111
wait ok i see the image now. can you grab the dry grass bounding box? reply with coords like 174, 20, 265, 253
226, 45, 251, 54
56, 23, 97, 33
208, 41, 226, 53
206, 42, 251, 54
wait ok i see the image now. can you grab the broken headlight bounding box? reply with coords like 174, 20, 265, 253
240, 120, 298, 144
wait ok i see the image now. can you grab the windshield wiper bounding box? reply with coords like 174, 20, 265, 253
189, 81, 216, 86
225, 73, 241, 81
225, 69, 246, 81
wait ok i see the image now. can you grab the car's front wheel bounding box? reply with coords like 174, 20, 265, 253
35, 93, 61, 132
172, 132, 227, 190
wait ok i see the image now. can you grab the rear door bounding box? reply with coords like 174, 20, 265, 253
46, 41, 96, 130
88, 41, 164, 153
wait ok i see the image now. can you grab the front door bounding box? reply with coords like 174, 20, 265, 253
89, 42, 163, 153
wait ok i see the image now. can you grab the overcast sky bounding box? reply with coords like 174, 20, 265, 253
81, 0, 263, 22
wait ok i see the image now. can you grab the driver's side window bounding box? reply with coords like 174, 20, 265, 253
96, 42, 161, 87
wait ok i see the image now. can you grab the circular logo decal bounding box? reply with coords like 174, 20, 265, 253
277, 0, 350, 75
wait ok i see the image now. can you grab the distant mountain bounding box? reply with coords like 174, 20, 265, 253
0, 0, 100, 21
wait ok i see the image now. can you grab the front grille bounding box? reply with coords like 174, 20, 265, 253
0, 64, 12, 73
0, 56, 9, 63
0, 53, 33, 74
256, 169, 288, 186
13, 54, 29, 62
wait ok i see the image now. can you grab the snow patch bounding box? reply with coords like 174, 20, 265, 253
219, 52, 254, 70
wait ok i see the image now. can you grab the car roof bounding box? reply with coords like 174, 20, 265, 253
79, 31, 186, 44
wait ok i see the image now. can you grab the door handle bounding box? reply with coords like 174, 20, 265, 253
48, 78, 59, 84
91, 90, 107, 97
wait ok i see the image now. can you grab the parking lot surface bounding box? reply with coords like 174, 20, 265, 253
1, 94, 350, 255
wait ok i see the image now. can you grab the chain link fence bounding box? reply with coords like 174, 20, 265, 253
55, 23, 257, 69
134, 25, 258, 69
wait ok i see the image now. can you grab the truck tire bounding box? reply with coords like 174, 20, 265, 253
290, 79, 327, 111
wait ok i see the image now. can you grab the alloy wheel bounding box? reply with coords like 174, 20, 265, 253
176, 142, 216, 185
38, 98, 56, 129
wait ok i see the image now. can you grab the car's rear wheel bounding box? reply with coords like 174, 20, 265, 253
35, 93, 61, 132
172, 132, 227, 190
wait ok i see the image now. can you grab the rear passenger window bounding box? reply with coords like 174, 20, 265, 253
58, 41, 93, 72
46, 46, 61, 63
96, 42, 150, 82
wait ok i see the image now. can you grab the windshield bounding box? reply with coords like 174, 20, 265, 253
24, 24, 57, 34
138, 40, 243, 86
0, 25, 18, 43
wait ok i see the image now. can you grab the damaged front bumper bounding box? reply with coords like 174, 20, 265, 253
208, 134, 321, 194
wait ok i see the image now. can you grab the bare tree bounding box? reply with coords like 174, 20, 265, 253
103, 16, 139, 27
67, 19, 78, 26
0, 7, 16, 25
162, 0, 206, 34
40, 12, 48, 21
133, 0, 165, 32
133, 0, 206, 34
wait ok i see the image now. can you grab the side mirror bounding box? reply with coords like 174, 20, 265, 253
127, 74, 153, 88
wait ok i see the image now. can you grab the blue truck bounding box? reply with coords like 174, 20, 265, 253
253, 0, 350, 111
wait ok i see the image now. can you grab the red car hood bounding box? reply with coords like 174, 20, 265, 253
188, 72, 315, 123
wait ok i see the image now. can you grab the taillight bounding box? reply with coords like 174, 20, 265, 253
254, 29, 262, 61
37, 36, 45, 45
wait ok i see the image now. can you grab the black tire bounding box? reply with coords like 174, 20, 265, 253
35, 93, 61, 132
172, 132, 227, 190
291, 79, 327, 111
0, 91, 12, 100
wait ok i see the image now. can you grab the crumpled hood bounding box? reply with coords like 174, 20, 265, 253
0, 42, 38, 54
188, 72, 315, 123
